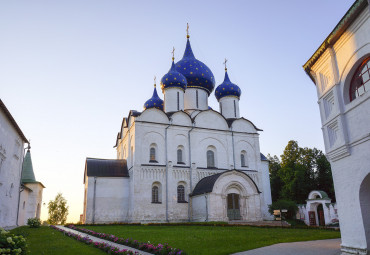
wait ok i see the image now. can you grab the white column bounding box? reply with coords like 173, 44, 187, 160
184, 88, 208, 111
219, 97, 240, 119
164, 88, 184, 112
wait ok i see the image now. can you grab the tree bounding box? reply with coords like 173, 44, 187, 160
47, 193, 69, 224
270, 140, 336, 204
267, 154, 282, 202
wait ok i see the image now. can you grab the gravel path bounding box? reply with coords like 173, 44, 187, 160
54, 225, 152, 255
232, 238, 341, 255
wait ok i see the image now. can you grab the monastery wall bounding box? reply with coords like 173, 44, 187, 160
0, 110, 25, 228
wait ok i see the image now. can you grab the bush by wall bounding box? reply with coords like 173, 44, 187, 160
27, 218, 41, 228
0, 227, 27, 254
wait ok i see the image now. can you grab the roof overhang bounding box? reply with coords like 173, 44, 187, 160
303, 0, 368, 84
0, 99, 28, 143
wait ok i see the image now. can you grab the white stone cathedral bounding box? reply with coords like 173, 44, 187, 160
83, 32, 272, 223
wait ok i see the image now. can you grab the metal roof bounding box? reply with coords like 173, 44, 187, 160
191, 170, 261, 197
84, 158, 129, 183
21, 149, 36, 183
0, 99, 28, 143
260, 153, 268, 161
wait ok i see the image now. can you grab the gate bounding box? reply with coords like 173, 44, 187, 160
309, 211, 316, 226
227, 193, 241, 220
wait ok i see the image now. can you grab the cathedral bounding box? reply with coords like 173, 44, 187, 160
83, 30, 272, 223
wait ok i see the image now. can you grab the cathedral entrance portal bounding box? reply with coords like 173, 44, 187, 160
227, 193, 241, 220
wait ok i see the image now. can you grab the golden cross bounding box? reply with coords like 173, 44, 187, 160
154, 76, 156, 87
186, 23, 189, 38
172, 47, 175, 61
223, 58, 228, 71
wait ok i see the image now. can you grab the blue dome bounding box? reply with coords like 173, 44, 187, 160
160, 61, 187, 92
175, 38, 215, 95
144, 86, 164, 110
215, 71, 241, 101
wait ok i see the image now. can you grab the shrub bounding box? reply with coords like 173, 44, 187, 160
268, 200, 298, 219
0, 227, 27, 254
27, 218, 41, 228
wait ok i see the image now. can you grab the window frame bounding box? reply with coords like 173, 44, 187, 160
177, 184, 186, 203
350, 57, 370, 102
207, 150, 215, 168
151, 185, 161, 204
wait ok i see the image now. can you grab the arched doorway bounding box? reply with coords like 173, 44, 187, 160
317, 204, 325, 226
360, 173, 370, 248
227, 193, 241, 220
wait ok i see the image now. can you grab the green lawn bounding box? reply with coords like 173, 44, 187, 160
82, 225, 341, 255
10, 226, 105, 255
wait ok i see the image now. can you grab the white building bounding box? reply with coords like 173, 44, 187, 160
83, 33, 272, 224
17, 145, 45, 226
0, 99, 44, 228
297, 190, 338, 226
303, 0, 370, 254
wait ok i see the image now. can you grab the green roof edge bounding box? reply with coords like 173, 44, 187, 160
303, 0, 368, 83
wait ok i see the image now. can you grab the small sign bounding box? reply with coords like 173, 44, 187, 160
281, 209, 288, 213
273, 210, 281, 215
276, 217, 281, 221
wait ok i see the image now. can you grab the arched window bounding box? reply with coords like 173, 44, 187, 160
241, 150, 247, 167
177, 149, 183, 163
23, 201, 25, 210
177, 185, 185, 202
150, 148, 156, 161
350, 57, 370, 102
207, 150, 215, 168
152, 186, 159, 203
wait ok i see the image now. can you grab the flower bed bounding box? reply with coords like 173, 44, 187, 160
50, 225, 139, 255
65, 224, 186, 255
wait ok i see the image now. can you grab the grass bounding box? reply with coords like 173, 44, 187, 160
10, 226, 105, 255
81, 224, 341, 255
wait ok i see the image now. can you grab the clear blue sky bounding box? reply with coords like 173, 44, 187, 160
0, 0, 354, 222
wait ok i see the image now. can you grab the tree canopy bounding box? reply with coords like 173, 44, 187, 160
47, 193, 69, 225
268, 140, 335, 204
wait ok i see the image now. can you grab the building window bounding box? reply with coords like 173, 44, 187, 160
150, 148, 156, 161
220, 102, 223, 115
196, 90, 199, 108
152, 186, 159, 203
152, 183, 161, 203
234, 100, 236, 117
241, 150, 247, 167
350, 57, 370, 102
177, 149, 183, 164
177, 185, 186, 202
207, 150, 215, 168
177, 92, 180, 110
23, 201, 25, 209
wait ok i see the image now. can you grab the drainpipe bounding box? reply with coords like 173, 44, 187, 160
16, 144, 29, 226
92, 177, 97, 224
205, 194, 208, 222
231, 127, 236, 169
165, 120, 172, 223
187, 122, 195, 222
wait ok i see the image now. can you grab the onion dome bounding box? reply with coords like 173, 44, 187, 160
215, 70, 241, 101
160, 60, 187, 92
144, 84, 164, 110
175, 38, 215, 95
